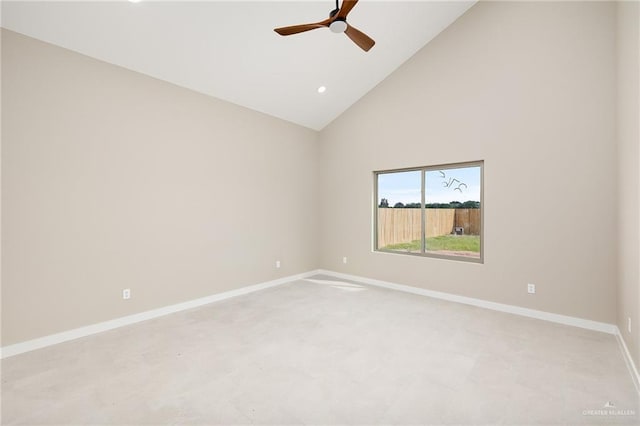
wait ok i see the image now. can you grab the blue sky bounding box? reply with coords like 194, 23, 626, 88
378, 166, 481, 205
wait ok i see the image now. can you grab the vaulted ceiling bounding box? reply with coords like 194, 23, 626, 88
1, 1, 475, 130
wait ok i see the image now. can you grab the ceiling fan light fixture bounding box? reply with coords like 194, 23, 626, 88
329, 19, 347, 33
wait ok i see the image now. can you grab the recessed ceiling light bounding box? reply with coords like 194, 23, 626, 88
129, 0, 142, 3
317, 86, 327, 94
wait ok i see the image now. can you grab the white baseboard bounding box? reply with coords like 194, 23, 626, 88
1, 269, 321, 359
615, 328, 640, 394
316, 269, 618, 334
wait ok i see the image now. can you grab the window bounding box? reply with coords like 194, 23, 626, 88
375, 161, 483, 263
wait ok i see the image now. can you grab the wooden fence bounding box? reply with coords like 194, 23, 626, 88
454, 208, 481, 235
377, 208, 480, 248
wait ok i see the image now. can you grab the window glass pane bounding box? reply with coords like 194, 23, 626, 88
424, 166, 481, 259
377, 170, 422, 253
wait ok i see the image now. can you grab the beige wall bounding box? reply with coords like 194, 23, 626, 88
616, 1, 640, 367
319, 1, 618, 323
1, 30, 320, 345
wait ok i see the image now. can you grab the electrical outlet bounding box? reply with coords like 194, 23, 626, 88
628, 317, 632, 333
527, 283, 536, 294
343, 257, 348, 264
122, 288, 131, 300
275, 260, 281, 269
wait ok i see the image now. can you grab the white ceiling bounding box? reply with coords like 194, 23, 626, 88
1, 0, 475, 130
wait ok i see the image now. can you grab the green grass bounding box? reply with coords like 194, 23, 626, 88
383, 235, 480, 253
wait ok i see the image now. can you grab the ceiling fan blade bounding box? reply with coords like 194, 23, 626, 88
336, 0, 359, 19
344, 24, 375, 51
274, 19, 331, 36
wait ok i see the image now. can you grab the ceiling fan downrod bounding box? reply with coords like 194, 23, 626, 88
330, 0, 340, 17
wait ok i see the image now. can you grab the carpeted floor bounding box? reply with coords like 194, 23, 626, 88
2, 275, 638, 425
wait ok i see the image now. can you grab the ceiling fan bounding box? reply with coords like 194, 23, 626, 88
274, 0, 375, 52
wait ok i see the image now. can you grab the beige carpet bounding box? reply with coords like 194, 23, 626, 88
2, 275, 638, 425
